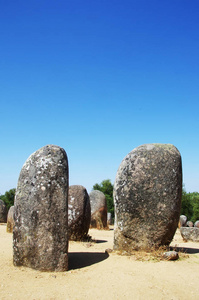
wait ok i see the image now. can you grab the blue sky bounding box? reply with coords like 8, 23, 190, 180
1, 0, 199, 194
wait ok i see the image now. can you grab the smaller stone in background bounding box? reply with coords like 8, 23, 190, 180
89, 190, 108, 229
68, 185, 91, 241
194, 220, 199, 228
0, 200, 7, 223
107, 212, 112, 225
186, 221, 193, 227
179, 215, 187, 227
7, 206, 14, 233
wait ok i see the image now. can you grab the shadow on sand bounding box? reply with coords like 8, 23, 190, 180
68, 251, 109, 270
170, 246, 199, 254
94, 239, 107, 244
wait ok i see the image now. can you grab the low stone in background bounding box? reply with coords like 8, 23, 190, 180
194, 221, 199, 228
186, 221, 194, 227
180, 227, 199, 242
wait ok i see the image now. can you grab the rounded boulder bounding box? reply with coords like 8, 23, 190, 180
194, 220, 199, 228
113, 143, 182, 251
179, 215, 187, 227
186, 221, 193, 227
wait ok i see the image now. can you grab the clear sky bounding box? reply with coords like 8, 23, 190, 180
1, 0, 199, 195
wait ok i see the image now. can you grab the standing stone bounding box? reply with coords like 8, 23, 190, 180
68, 185, 91, 240
89, 190, 108, 229
179, 215, 187, 227
7, 206, 14, 233
186, 221, 193, 227
0, 199, 7, 223
107, 212, 112, 225
194, 220, 199, 228
13, 145, 68, 271
114, 144, 182, 251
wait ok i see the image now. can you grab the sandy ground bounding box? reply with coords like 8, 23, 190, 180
0, 224, 199, 300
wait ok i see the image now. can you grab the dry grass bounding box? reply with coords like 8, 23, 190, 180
114, 245, 189, 262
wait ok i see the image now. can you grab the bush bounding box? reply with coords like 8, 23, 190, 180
181, 186, 199, 223
0, 188, 16, 210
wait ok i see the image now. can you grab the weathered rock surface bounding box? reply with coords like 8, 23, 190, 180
114, 143, 182, 251
0, 199, 7, 223
68, 185, 91, 240
7, 206, 14, 233
89, 190, 108, 229
194, 221, 199, 228
180, 227, 199, 242
13, 145, 69, 271
179, 215, 187, 227
107, 212, 112, 225
163, 251, 179, 261
186, 221, 193, 227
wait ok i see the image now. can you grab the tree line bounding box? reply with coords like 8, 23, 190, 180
0, 188, 16, 210
0, 180, 115, 218
181, 187, 199, 223
93, 181, 199, 223
1, 183, 199, 223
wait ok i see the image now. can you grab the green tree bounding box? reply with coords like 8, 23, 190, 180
0, 188, 16, 210
93, 179, 114, 217
191, 192, 199, 223
180, 185, 199, 223
180, 186, 193, 221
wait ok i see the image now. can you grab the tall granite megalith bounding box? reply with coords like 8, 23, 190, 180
89, 190, 108, 229
114, 144, 182, 251
68, 185, 91, 240
13, 145, 69, 271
